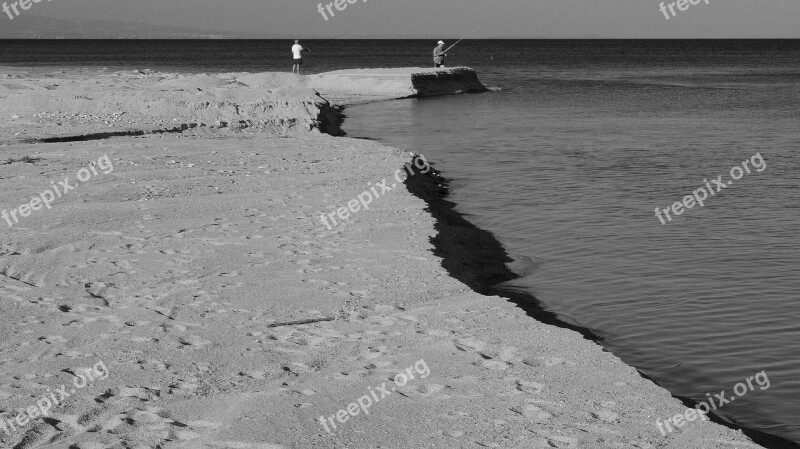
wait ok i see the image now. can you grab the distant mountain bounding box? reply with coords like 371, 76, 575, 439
0, 15, 276, 39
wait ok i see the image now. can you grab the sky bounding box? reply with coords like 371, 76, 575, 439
20, 0, 800, 38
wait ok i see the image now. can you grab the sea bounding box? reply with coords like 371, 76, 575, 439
2, 39, 799, 444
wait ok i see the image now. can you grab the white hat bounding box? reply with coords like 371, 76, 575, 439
438, 40, 444, 44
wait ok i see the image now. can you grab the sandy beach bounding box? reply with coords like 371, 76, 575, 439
0, 68, 784, 449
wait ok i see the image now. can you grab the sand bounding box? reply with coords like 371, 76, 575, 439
0, 68, 788, 449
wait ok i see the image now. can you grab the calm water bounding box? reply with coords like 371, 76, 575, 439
2, 40, 799, 444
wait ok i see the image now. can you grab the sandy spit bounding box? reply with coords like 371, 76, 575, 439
0, 68, 793, 449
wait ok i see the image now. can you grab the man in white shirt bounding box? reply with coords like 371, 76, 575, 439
433, 40, 447, 68
292, 40, 309, 74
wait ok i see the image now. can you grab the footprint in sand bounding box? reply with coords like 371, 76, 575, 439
240, 370, 267, 380
169, 379, 201, 397
591, 409, 620, 423
521, 356, 576, 368
178, 335, 212, 348
539, 434, 579, 448
137, 359, 169, 372
352, 345, 390, 362
476, 360, 510, 371
515, 379, 545, 394
161, 322, 189, 333
11, 386, 206, 449
454, 338, 517, 371
363, 361, 393, 371
511, 404, 553, 423
442, 429, 465, 438
454, 337, 487, 353
399, 383, 450, 399
282, 361, 321, 376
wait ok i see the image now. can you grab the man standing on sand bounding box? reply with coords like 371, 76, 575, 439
292, 40, 310, 74
433, 40, 447, 68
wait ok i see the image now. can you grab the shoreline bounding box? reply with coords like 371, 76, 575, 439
390, 141, 799, 449
0, 67, 795, 448
331, 83, 800, 447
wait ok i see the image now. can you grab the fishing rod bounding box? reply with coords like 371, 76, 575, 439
443, 25, 482, 54
305, 25, 366, 53
321, 25, 367, 44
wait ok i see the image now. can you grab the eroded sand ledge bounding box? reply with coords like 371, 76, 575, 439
0, 67, 487, 144
306, 67, 489, 104
0, 67, 791, 448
